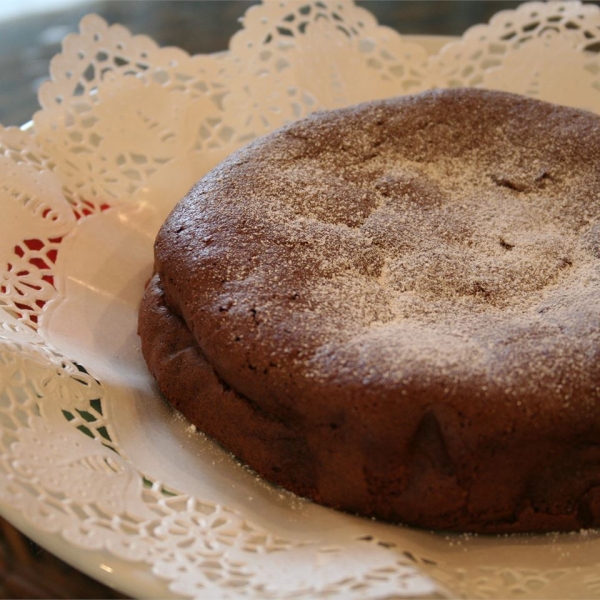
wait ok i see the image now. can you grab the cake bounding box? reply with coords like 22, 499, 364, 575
139, 88, 600, 533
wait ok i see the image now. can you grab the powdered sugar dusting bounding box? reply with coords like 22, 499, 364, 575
157, 88, 600, 412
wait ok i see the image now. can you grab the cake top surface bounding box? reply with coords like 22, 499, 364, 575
154, 88, 600, 436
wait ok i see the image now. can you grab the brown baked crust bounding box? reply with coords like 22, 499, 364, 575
139, 88, 600, 533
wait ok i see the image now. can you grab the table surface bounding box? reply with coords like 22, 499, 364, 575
0, 1, 593, 598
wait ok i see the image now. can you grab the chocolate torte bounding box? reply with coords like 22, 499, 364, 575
139, 88, 600, 533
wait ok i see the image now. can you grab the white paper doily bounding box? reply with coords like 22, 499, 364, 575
2, 1, 600, 598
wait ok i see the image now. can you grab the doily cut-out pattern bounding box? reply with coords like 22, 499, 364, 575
421, 0, 600, 111
2, 1, 600, 598
0, 332, 438, 599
